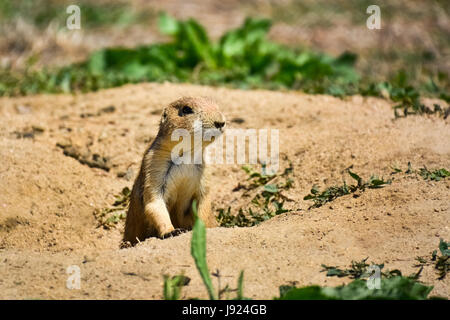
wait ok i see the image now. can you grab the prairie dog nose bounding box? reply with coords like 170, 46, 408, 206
214, 121, 225, 129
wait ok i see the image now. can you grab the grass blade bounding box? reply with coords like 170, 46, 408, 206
191, 199, 217, 300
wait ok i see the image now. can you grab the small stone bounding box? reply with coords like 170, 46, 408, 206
118, 167, 134, 181
32, 125, 45, 133
231, 117, 245, 124
56, 139, 72, 148
100, 105, 116, 114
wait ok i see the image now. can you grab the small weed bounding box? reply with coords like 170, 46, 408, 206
212, 269, 236, 300
303, 170, 391, 209
217, 163, 294, 227
360, 70, 450, 118
321, 258, 375, 279
419, 167, 450, 181
405, 161, 414, 174
163, 275, 190, 300
390, 164, 403, 174
415, 239, 450, 280
93, 187, 130, 229
393, 162, 449, 181
211, 269, 246, 300
435, 239, 450, 280
321, 258, 421, 280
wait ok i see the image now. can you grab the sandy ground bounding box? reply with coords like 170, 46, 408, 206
0, 82, 449, 299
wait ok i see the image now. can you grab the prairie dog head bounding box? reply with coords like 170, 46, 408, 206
159, 96, 226, 147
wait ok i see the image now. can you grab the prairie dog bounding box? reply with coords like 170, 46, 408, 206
123, 96, 226, 245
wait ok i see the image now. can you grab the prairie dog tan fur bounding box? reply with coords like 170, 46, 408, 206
123, 96, 226, 245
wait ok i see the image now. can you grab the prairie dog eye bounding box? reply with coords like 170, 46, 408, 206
181, 105, 194, 115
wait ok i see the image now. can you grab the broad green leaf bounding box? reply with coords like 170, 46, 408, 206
158, 12, 179, 35
263, 184, 278, 193
87, 51, 106, 74
277, 286, 333, 300
277, 277, 434, 300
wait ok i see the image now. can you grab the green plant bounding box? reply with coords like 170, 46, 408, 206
393, 162, 450, 181
435, 239, 450, 280
93, 187, 130, 229
191, 199, 217, 300
303, 170, 391, 209
217, 163, 293, 227
360, 70, 450, 118
419, 167, 450, 181
321, 258, 380, 279
1, 13, 358, 96
321, 258, 422, 281
415, 239, 450, 280
277, 276, 435, 300
163, 275, 190, 300
1, 13, 448, 119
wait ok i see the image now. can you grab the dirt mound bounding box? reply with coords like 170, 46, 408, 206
0, 83, 449, 299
